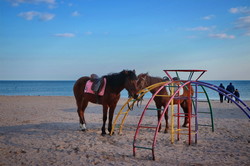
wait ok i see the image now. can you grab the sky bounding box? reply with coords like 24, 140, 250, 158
1, 0, 250, 80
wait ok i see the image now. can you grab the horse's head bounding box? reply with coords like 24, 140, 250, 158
122, 70, 138, 99
137, 73, 149, 91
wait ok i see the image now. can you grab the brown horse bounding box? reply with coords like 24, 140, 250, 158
73, 70, 138, 136
137, 73, 193, 133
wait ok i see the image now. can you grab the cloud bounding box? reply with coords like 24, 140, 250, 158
39, 13, 55, 21
209, 33, 235, 39
54, 33, 75, 37
236, 16, 250, 27
72, 11, 80, 17
186, 26, 215, 31
202, 15, 215, 20
229, 6, 250, 36
8, 0, 56, 7
245, 32, 250, 36
84, 31, 93, 35
18, 11, 55, 21
229, 6, 250, 14
18, 11, 39, 20
235, 16, 250, 36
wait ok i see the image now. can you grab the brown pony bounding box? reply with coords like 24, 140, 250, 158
73, 70, 138, 136
137, 73, 193, 133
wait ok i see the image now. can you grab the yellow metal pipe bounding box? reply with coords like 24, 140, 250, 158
110, 81, 168, 135
170, 82, 175, 143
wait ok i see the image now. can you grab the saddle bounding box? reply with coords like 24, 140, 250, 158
90, 74, 102, 93
84, 74, 106, 97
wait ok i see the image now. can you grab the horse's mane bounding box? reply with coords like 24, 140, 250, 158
104, 70, 137, 87
148, 75, 164, 84
141, 73, 193, 96
140, 73, 164, 85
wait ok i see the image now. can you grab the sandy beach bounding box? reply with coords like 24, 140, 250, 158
0, 96, 249, 166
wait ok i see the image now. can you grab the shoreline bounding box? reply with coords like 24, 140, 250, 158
0, 96, 249, 165
1, 95, 250, 101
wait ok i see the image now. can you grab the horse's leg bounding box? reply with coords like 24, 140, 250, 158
164, 107, 169, 133
78, 99, 88, 131
101, 105, 109, 136
155, 102, 162, 132
108, 105, 116, 134
157, 109, 162, 132
181, 100, 189, 127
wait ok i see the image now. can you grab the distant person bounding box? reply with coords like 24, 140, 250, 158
234, 89, 240, 103
226, 83, 235, 103
218, 83, 225, 103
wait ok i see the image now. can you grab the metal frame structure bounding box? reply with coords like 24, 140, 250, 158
110, 69, 250, 160
132, 70, 250, 160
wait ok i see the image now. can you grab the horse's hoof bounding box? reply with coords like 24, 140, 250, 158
101, 132, 106, 136
182, 124, 188, 128
164, 130, 168, 133
79, 128, 86, 132
109, 131, 115, 136
79, 124, 87, 131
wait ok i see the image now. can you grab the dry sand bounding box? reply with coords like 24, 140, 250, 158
0, 96, 249, 166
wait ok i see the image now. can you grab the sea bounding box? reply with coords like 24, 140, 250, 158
0, 80, 250, 100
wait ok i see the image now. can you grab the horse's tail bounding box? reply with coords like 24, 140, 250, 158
73, 77, 90, 108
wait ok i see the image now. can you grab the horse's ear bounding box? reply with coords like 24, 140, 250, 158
133, 69, 136, 74
122, 70, 128, 74
141, 73, 147, 80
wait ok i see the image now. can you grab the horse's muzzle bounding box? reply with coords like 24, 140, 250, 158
133, 94, 139, 100
128, 92, 138, 100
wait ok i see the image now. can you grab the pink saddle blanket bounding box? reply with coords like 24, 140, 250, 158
84, 78, 106, 96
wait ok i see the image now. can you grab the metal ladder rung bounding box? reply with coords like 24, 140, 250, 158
175, 128, 189, 132
198, 124, 212, 127
173, 132, 198, 135
173, 113, 196, 118
155, 95, 170, 97
174, 129, 198, 135
119, 111, 129, 115
134, 146, 153, 150
197, 100, 209, 102
146, 108, 164, 111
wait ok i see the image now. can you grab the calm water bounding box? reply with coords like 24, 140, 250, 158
0, 80, 250, 100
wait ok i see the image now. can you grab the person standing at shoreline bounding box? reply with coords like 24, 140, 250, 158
234, 89, 240, 103
226, 83, 235, 103
218, 83, 225, 103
